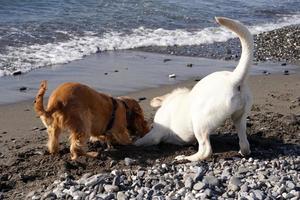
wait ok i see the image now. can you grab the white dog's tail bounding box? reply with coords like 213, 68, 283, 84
215, 17, 254, 85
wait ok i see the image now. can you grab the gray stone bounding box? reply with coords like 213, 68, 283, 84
124, 157, 136, 166
252, 190, 265, 200
26, 191, 36, 199
193, 166, 206, 182
237, 167, 248, 175
221, 167, 231, 180
184, 177, 193, 189
85, 174, 106, 187
193, 182, 206, 191
104, 185, 119, 193
286, 181, 295, 190
117, 191, 128, 200
228, 176, 242, 191
137, 170, 145, 177
153, 182, 165, 190
203, 176, 219, 187
240, 183, 249, 192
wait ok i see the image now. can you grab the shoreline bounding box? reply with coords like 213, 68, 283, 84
0, 50, 299, 105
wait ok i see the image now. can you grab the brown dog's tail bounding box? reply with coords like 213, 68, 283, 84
34, 80, 48, 117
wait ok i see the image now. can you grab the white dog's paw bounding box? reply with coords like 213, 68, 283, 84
134, 139, 143, 146
175, 155, 187, 161
239, 148, 251, 156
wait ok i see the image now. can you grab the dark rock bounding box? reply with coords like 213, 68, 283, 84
19, 87, 27, 91
13, 71, 22, 76
114, 70, 119, 73
96, 47, 101, 53
138, 97, 147, 101
19, 174, 36, 183
104, 73, 108, 75
124, 157, 136, 166
163, 59, 171, 62
186, 63, 193, 67
283, 70, 289, 75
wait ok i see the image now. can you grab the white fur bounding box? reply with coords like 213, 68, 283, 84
135, 17, 254, 161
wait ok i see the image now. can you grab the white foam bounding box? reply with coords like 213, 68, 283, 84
0, 14, 299, 77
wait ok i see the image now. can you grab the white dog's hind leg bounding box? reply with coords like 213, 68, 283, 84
232, 113, 251, 156
175, 130, 212, 161
134, 127, 165, 146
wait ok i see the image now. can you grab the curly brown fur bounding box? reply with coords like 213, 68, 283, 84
34, 81, 149, 160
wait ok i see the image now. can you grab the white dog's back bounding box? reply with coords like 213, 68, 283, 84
135, 17, 254, 161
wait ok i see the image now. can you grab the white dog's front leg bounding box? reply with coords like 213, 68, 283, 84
134, 127, 164, 146
175, 131, 212, 161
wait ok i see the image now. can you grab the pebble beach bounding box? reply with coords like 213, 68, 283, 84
0, 1, 300, 199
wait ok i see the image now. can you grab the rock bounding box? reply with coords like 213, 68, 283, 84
96, 47, 101, 53
26, 191, 36, 199
186, 63, 193, 67
124, 157, 136, 166
220, 167, 231, 180
117, 191, 128, 200
203, 176, 219, 187
193, 182, 206, 191
194, 166, 207, 182
252, 190, 265, 200
237, 166, 248, 175
153, 182, 165, 190
286, 181, 295, 190
240, 183, 249, 192
19, 87, 27, 91
137, 170, 145, 178
283, 70, 289, 75
163, 59, 171, 62
138, 97, 147, 101
168, 74, 176, 78
13, 70, 22, 76
108, 159, 117, 167
228, 176, 241, 191
104, 184, 119, 193
84, 174, 106, 187
263, 70, 271, 75
184, 177, 193, 189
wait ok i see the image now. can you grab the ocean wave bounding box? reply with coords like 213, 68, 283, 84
1, 14, 300, 77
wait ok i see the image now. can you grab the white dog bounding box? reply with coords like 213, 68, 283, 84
135, 17, 253, 161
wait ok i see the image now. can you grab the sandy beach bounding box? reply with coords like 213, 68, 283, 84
0, 69, 299, 198
0, 18, 299, 200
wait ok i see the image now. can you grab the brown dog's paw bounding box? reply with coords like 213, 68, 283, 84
86, 151, 99, 158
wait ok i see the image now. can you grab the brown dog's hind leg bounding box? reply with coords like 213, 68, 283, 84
47, 126, 61, 154
70, 132, 99, 160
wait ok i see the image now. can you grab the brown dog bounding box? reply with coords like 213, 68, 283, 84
34, 80, 149, 160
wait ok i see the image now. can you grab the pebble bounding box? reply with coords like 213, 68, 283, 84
168, 74, 176, 78
184, 177, 193, 189
203, 176, 219, 187
124, 157, 136, 166
193, 182, 206, 191
228, 176, 241, 191
104, 184, 119, 193
27, 153, 299, 200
